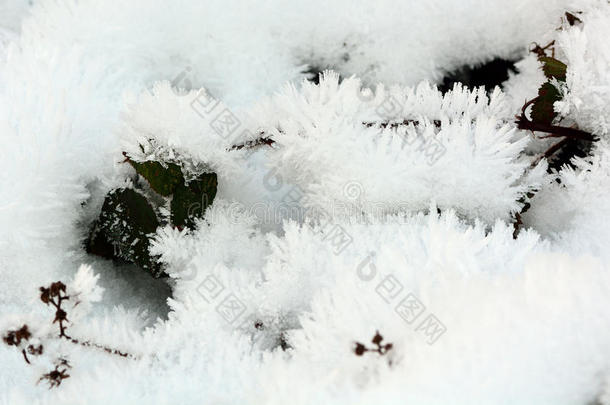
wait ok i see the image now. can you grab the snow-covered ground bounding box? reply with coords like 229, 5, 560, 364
1, 0, 610, 404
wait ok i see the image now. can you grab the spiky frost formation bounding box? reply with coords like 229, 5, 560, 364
253, 73, 546, 224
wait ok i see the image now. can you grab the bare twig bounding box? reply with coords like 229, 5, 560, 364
516, 113, 595, 142
229, 136, 275, 150
531, 137, 571, 168
362, 119, 441, 129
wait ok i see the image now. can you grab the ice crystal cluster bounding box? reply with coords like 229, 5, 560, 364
1, 0, 610, 404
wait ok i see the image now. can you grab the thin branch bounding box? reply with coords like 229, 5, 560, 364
531, 137, 571, 168
516, 113, 596, 142
21, 349, 31, 364
40, 281, 135, 359
229, 136, 275, 150
66, 337, 133, 359
362, 119, 441, 129
530, 40, 555, 58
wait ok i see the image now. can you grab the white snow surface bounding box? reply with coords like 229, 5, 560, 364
2, 0, 610, 404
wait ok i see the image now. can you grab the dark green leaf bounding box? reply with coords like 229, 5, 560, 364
171, 173, 217, 229
92, 188, 163, 277
128, 159, 183, 197
539, 57, 567, 82
85, 221, 116, 260
531, 82, 562, 125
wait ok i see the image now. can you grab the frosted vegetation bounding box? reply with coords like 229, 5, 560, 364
1, 0, 610, 403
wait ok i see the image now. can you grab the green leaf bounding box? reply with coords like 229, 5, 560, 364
91, 188, 163, 277
531, 82, 562, 125
128, 159, 183, 197
539, 57, 567, 82
171, 172, 217, 229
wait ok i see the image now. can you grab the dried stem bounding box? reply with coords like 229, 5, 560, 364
531, 137, 571, 168
229, 135, 275, 150
516, 113, 595, 142
362, 119, 442, 129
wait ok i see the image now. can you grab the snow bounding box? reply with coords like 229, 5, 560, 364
2, 0, 610, 404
